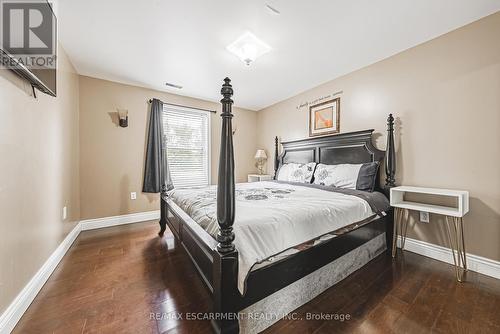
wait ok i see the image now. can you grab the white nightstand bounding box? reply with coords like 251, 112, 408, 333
247, 174, 273, 183
390, 186, 469, 282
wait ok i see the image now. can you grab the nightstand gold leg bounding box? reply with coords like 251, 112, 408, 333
400, 208, 409, 250
458, 217, 467, 271
445, 216, 467, 282
392, 208, 409, 257
392, 207, 400, 257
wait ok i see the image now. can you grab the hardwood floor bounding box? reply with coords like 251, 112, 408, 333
13, 221, 500, 334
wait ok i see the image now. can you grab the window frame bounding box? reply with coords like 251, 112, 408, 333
162, 103, 211, 188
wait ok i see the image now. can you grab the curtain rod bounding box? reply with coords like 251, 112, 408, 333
148, 99, 216, 113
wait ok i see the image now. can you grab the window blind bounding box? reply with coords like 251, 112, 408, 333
162, 105, 210, 188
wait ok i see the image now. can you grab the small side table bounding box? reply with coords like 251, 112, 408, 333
248, 174, 273, 183
390, 186, 469, 282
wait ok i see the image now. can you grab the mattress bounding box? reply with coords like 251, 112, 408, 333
169, 180, 388, 294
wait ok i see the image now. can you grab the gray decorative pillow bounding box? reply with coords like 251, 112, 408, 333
277, 162, 317, 183
313, 162, 379, 192
356, 162, 380, 192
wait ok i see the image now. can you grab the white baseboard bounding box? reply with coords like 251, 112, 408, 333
0, 210, 159, 334
80, 210, 160, 231
397, 236, 500, 280
0, 224, 81, 334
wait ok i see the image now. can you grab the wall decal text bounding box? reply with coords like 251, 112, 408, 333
296, 91, 343, 110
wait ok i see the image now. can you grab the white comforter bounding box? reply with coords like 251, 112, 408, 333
169, 181, 374, 294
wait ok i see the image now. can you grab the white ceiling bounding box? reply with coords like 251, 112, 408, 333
58, 0, 500, 110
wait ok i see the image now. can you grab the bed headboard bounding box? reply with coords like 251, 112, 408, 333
274, 116, 396, 194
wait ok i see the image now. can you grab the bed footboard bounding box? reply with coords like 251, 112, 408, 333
163, 199, 216, 288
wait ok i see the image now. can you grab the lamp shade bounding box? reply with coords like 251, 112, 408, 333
117, 109, 128, 120
254, 149, 267, 159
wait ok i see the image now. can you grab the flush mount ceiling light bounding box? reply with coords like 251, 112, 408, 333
226, 32, 271, 66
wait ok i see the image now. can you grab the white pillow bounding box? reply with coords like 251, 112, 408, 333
313, 163, 363, 189
277, 162, 317, 183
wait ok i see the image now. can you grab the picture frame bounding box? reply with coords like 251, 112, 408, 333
309, 98, 340, 137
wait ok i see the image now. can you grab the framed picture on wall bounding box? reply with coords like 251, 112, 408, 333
309, 98, 340, 137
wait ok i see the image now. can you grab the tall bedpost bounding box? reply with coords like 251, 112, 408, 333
212, 78, 240, 334
385, 114, 396, 189
384, 114, 396, 256
217, 77, 236, 253
274, 136, 279, 179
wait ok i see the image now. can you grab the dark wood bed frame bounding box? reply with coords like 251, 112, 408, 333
159, 78, 396, 333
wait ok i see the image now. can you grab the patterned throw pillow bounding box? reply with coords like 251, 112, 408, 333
277, 162, 317, 183
313, 162, 379, 191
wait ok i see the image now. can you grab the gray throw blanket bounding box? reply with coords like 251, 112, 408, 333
272, 180, 390, 214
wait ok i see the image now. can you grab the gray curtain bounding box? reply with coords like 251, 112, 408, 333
143, 99, 174, 193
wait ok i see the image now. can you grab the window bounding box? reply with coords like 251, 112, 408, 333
162, 105, 210, 188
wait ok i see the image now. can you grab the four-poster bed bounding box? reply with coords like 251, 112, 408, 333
158, 78, 396, 333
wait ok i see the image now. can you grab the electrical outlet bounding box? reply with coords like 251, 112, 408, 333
62, 206, 67, 220
130, 192, 137, 200
419, 211, 430, 223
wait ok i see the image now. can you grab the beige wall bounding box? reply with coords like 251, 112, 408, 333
79, 76, 257, 219
0, 46, 80, 313
257, 12, 500, 261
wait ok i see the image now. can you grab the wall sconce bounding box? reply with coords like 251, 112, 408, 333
117, 109, 128, 127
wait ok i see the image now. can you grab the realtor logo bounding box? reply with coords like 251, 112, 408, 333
1, 0, 56, 68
